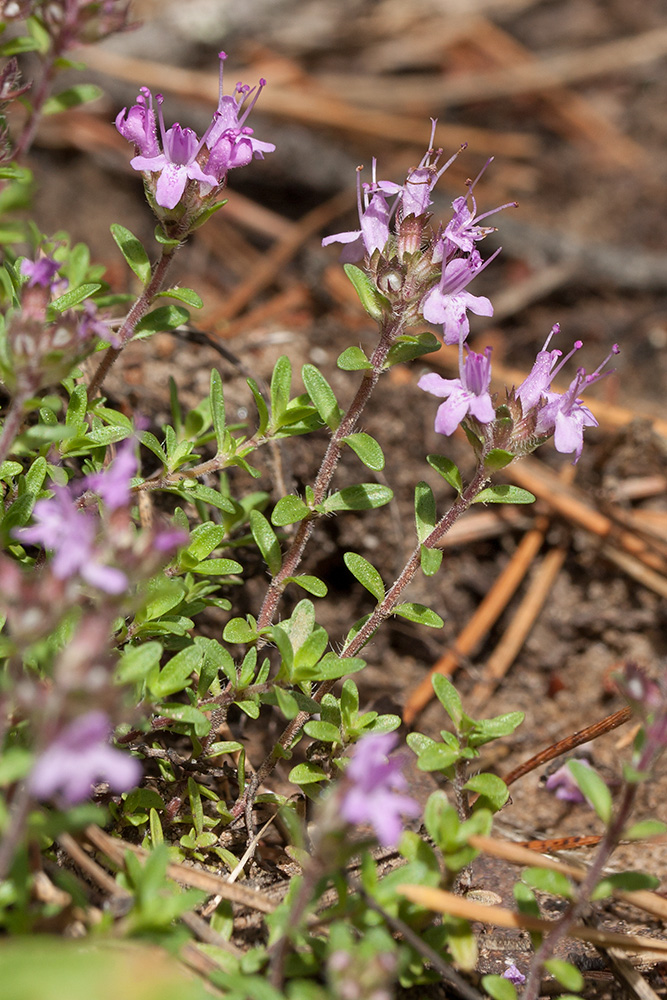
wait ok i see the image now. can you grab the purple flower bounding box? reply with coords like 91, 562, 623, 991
418, 346, 495, 436
443, 160, 517, 255
15, 485, 127, 594
544, 759, 590, 803
535, 374, 599, 463
118, 53, 274, 211
400, 123, 464, 218
130, 114, 219, 211
340, 733, 420, 847
515, 324, 569, 413
503, 963, 526, 986
29, 711, 141, 804
115, 86, 159, 158
421, 249, 498, 345
322, 161, 402, 263
20, 256, 62, 289
518, 334, 619, 463
203, 52, 275, 175
85, 438, 137, 511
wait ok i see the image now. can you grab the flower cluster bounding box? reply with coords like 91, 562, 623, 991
339, 733, 420, 847
323, 129, 619, 466
14, 438, 184, 594
419, 323, 619, 463
323, 128, 511, 339
117, 51, 275, 218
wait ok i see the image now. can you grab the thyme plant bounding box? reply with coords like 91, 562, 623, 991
0, 5, 663, 1000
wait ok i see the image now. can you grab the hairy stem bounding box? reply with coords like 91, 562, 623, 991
255, 317, 406, 631
232, 462, 489, 819
87, 244, 180, 397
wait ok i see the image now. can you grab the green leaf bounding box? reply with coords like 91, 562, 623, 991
343, 263, 388, 321
392, 603, 443, 628
288, 762, 328, 785
65, 384, 87, 428
250, 509, 282, 576
25, 455, 47, 494
484, 448, 514, 472
543, 959, 583, 993
209, 368, 226, 451
473, 485, 535, 505
337, 346, 373, 371
304, 720, 340, 743
155, 287, 203, 308
175, 484, 235, 512
222, 617, 257, 644
135, 304, 189, 334
385, 331, 441, 366
285, 575, 328, 597
0, 37, 42, 56
49, 282, 100, 313
481, 975, 518, 1000
591, 870, 660, 900
42, 83, 104, 114
432, 674, 463, 727
295, 652, 365, 682
469, 712, 525, 746
464, 773, 509, 812
270, 356, 292, 424
137, 430, 167, 465
154, 225, 182, 248
149, 644, 203, 698
191, 558, 242, 576
321, 483, 393, 513
567, 760, 612, 824
343, 552, 384, 602
247, 378, 269, 435
0, 461, 23, 482
110, 224, 152, 285
275, 687, 300, 720
271, 495, 310, 526
342, 432, 384, 470
116, 642, 163, 684
624, 820, 667, 840
416, 743, 460, 772
185, 522, 224, 561
301, 364, 340, 430
160, 703, 210, 737
414, 480, 436, 543
420, 544, 443, 576
427, 454, 462, 493
522, 867, 574, 898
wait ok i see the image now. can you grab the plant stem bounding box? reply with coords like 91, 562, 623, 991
520, 782, 637, 1000
87, 244, 180, 397
255, 317, 406, 631
232, 462, 488, 820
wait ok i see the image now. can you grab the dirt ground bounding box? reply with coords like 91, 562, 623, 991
18, 0, 667, 995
